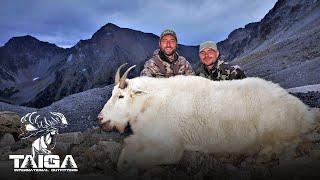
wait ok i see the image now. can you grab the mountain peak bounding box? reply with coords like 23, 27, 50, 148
218, 0, 319, 60
3, 35, 61, 51
6, 35, 39, 45
91, 23, 121, 40
104, 23, 120, 29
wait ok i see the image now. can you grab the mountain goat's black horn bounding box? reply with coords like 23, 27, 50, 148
115, 63, 128, 85
119, 65, 136, 89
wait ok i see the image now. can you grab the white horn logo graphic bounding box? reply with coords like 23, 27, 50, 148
19, 112, 68, 158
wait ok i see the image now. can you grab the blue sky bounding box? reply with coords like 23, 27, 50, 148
0, 0, 277, 48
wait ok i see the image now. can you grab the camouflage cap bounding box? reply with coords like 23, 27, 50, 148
199, 41, 218, 53
160, 29, 177, 42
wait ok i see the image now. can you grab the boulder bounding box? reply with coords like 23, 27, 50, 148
56, 132, 84, 145
0, 133, 15, 147
0, 111, 21, 139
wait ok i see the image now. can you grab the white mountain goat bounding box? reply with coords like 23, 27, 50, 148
97, 64, 317, 170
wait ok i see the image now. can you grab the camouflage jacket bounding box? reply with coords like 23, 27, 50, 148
196, 58, 246, 81
140, 49, 195, 78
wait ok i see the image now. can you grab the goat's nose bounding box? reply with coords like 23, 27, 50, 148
100, 120, 112, 131
97, 115, 104, 124
97, 114, 112, 131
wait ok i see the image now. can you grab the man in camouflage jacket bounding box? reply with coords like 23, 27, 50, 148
140, 29, 195, 77
196, 41, 246, 80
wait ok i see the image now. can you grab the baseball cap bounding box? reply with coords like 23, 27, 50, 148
199, 41, 218, 52
160, 29, 177, 42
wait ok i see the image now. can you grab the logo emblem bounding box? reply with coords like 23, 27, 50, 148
9, 112, 78, 172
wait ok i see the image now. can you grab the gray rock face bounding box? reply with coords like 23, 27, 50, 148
0, 36, 66, 105
0, 133, 15, 147
0, 84, 114, 132
0, 111, 21, 135
0, 23, 198, 108
97, 141, 122, 163
56, 132, 84, 145
218, 0, 320, 88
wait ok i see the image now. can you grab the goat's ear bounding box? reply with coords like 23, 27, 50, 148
130, 82, 148, 94
132, 87, 148, 94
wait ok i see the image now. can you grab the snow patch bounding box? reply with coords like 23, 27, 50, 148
287, 84, 320, 93
32, 77, 39, 81
67, 54, 73, 62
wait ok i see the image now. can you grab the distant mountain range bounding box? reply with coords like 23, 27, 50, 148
0, 23, 198, 107
218, 0, 320, 88
1, 0, 319, 108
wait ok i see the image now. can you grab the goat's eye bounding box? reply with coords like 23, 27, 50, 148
119, 95, 124, 99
